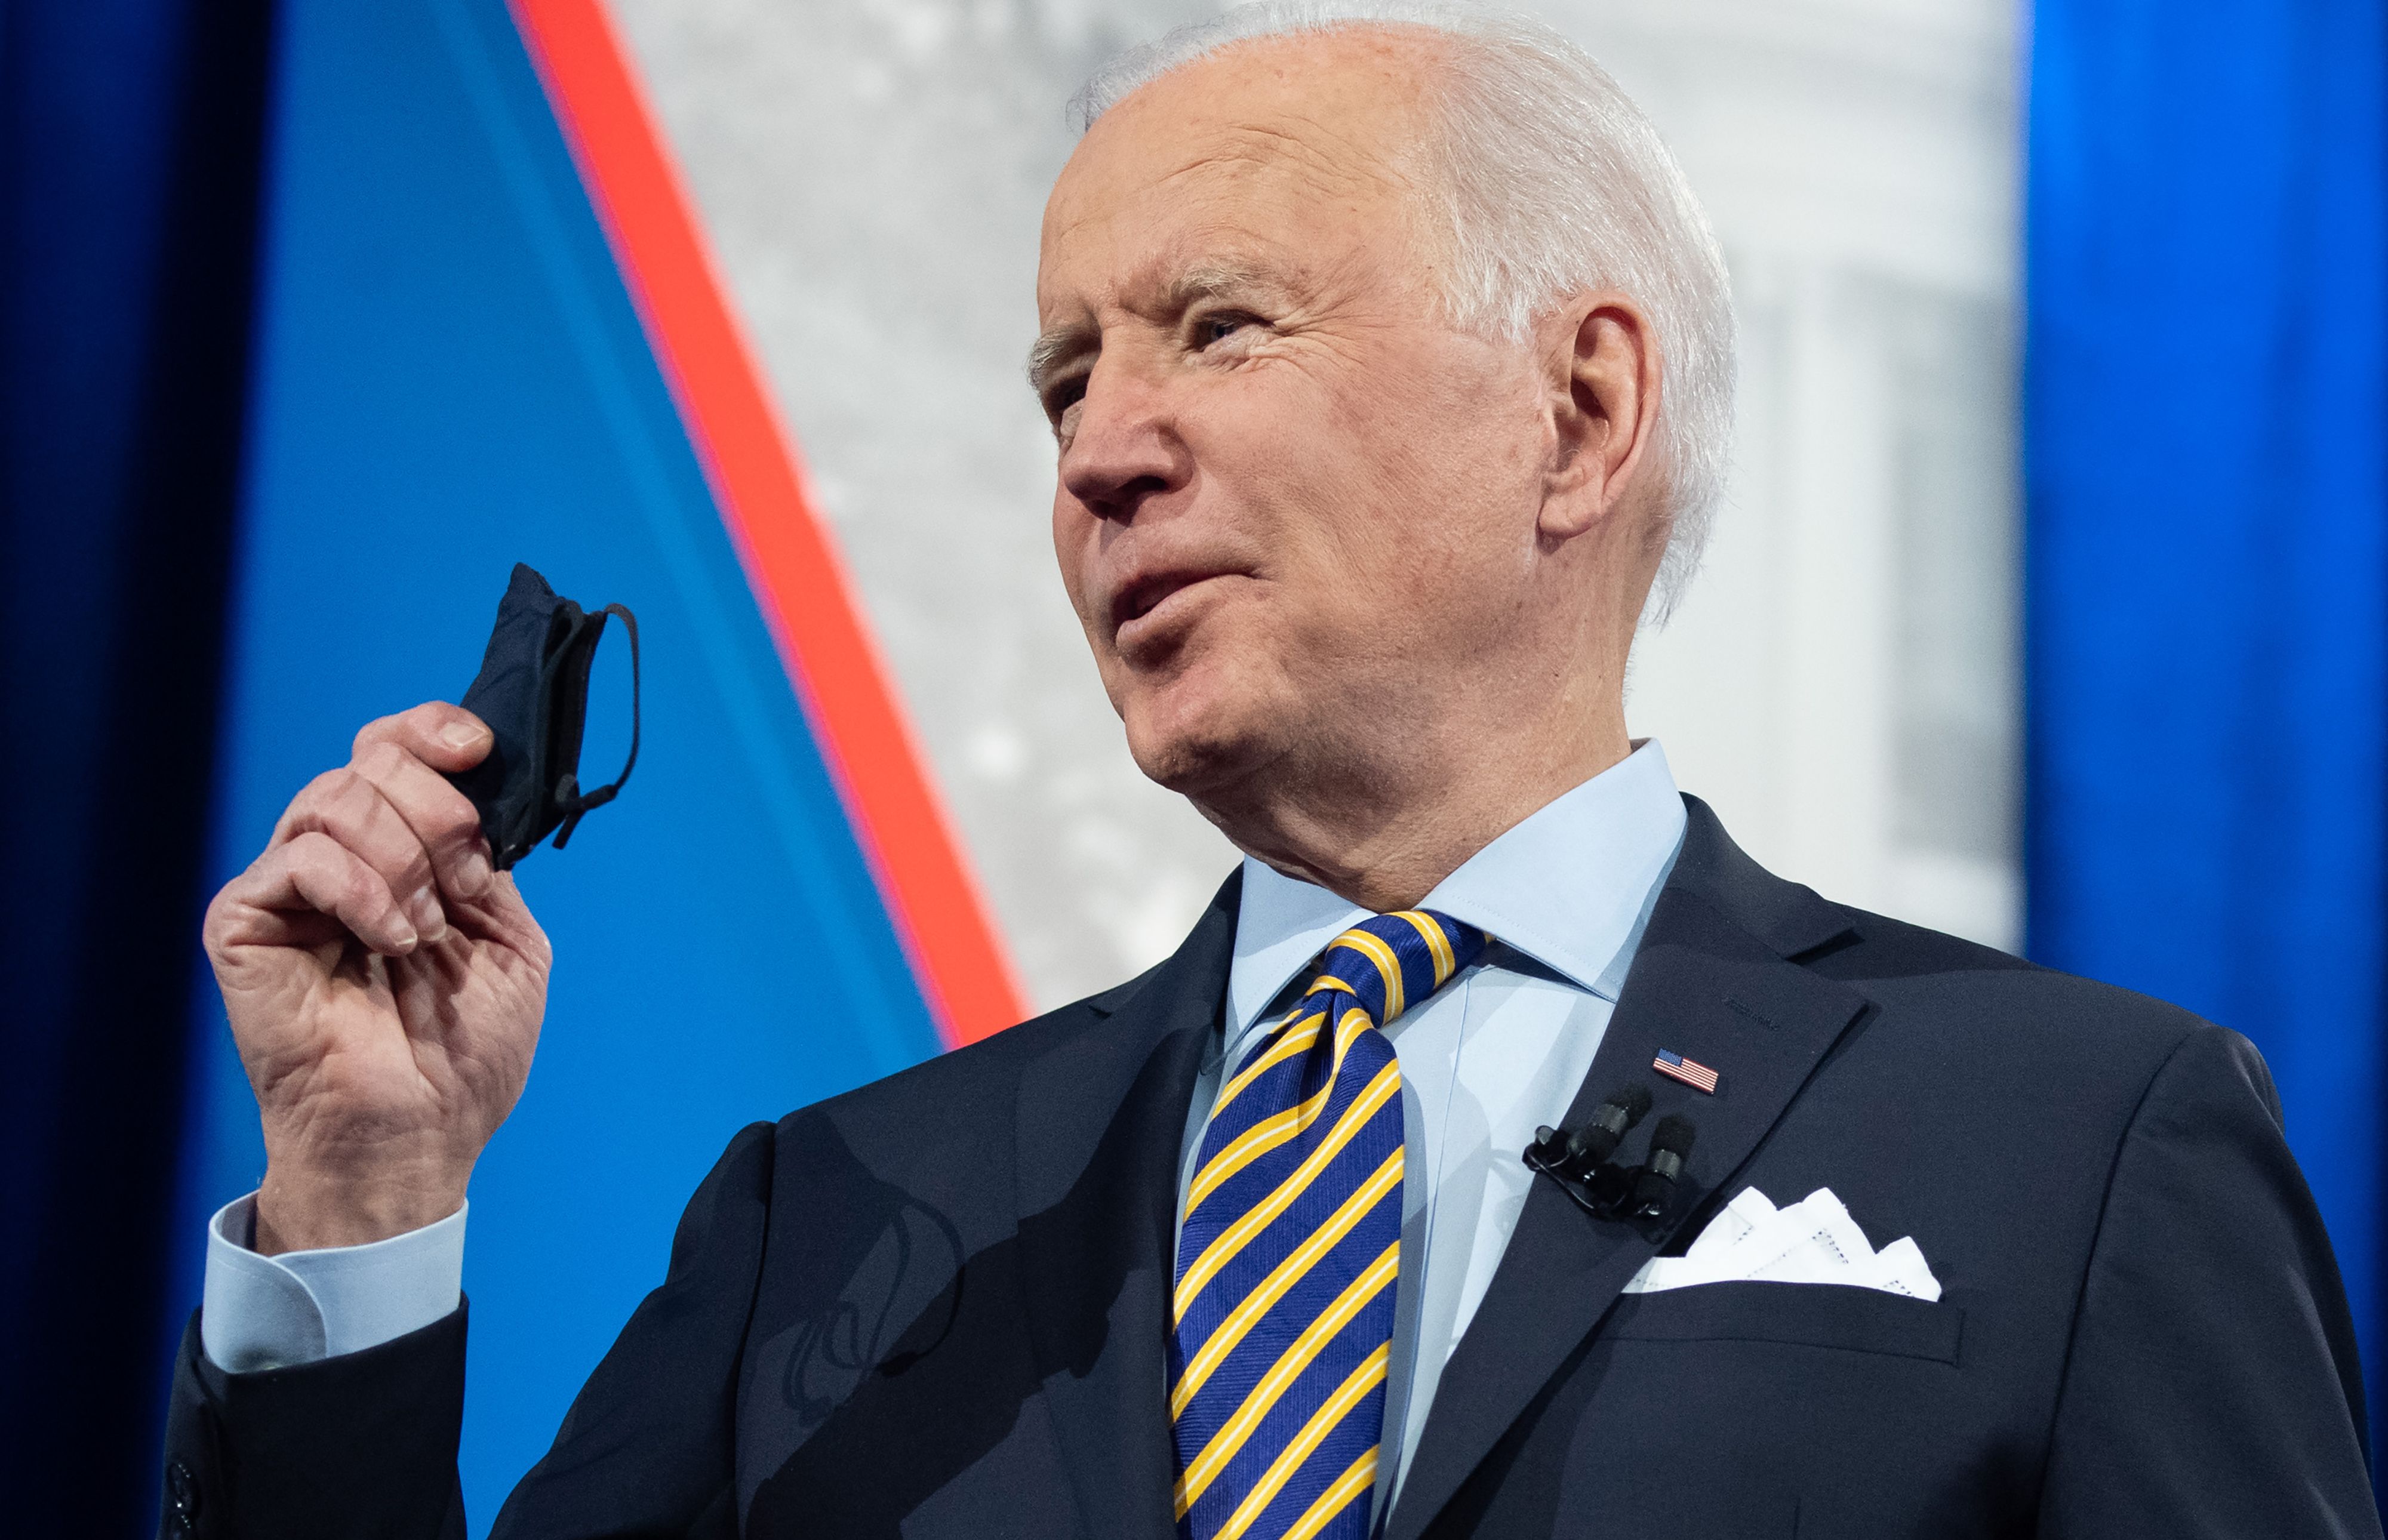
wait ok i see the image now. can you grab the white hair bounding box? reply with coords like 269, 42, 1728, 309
1070, 1, 1734, 621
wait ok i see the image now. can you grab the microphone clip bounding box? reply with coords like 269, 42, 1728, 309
1523, 1086, 1697, 1229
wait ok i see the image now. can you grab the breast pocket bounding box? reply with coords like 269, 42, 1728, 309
1601, 1280, 1965, 1365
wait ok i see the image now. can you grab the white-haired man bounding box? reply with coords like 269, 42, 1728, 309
161, 6, 2376, 1537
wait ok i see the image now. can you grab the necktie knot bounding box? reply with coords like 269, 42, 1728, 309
1310, 909, 1488, 1031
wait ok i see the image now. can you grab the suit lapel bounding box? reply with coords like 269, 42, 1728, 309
1014, 871, 1241, 1540
1384, 801, 1869, 1540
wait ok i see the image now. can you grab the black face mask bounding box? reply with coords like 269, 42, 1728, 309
445, 563, 640, 870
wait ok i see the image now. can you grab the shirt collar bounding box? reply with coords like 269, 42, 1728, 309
1226, 740, 1688, 1039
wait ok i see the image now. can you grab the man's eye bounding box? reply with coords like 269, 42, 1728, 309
1044, 377, 1087, 422
1196, 312, 1259, 349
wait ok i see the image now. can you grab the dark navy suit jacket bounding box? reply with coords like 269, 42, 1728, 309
160, 800, 2380, 1538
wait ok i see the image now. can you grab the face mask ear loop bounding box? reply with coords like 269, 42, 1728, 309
550, 602, 642, 851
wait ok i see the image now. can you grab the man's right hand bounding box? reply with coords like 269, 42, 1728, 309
202, 701, 552, 1256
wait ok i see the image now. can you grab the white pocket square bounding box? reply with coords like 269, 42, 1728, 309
1623, 1187, 1943, 1301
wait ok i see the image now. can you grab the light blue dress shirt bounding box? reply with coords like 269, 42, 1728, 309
201, 1191, 469, 1371
1180, 740, 1685, 1519
202, 743, 1687, 1516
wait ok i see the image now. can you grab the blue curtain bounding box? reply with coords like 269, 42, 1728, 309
0, 0, 277, 1527
2027, 0, 2388, 1438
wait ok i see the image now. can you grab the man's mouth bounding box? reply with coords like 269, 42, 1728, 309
1112, 569, 1232, 642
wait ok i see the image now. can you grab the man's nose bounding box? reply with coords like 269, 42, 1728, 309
1058, 357, 1187, 522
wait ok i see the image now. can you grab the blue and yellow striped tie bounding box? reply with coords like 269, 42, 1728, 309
1169, 909, 1488, 1540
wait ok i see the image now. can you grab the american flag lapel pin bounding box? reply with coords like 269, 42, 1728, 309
1654, 1048, 1720, 1095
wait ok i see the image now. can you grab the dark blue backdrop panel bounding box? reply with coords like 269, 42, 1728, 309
2, 0, 273, 1525
2026, 0, 2387, 1427
170, 0, 947, 1525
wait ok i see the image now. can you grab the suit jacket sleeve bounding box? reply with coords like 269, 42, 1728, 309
2036, 1025, 2379, 1538
159, 1120, 778, 1540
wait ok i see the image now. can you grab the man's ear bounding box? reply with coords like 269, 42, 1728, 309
1541, 292, 1659, 541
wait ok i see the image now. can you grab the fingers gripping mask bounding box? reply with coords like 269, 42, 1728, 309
446, 563, 641, 870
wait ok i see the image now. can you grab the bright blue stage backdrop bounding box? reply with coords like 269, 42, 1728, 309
2026, 0, 2388, 1437
167, 0, 946, 1525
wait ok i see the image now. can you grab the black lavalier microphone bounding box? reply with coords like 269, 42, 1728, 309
1526, 1088, 1697, 1227
1525, 1085, 1655, 1218
1526, 1083, 1650, 1181
1627, 1114, 1697, 1221
1563, 1083, 1652, 1176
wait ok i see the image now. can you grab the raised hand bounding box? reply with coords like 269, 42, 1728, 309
202, 702, 552, 1254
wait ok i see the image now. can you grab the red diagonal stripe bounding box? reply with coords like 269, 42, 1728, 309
508, 0, 1026, 1045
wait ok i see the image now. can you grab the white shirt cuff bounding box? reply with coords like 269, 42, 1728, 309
199, 1192, 467, 1372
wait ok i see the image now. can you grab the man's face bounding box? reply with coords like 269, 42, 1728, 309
1034, 32, 1557, 810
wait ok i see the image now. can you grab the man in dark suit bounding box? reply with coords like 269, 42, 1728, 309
161, 5, 2378, 1537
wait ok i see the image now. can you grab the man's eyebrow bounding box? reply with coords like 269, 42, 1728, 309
1026, 325, 1093, 395
1164, 258, 1287, 307
1026, 260, 1301, 393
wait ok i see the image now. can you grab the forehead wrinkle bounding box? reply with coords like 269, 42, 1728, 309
1155, 113, 1421, 210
